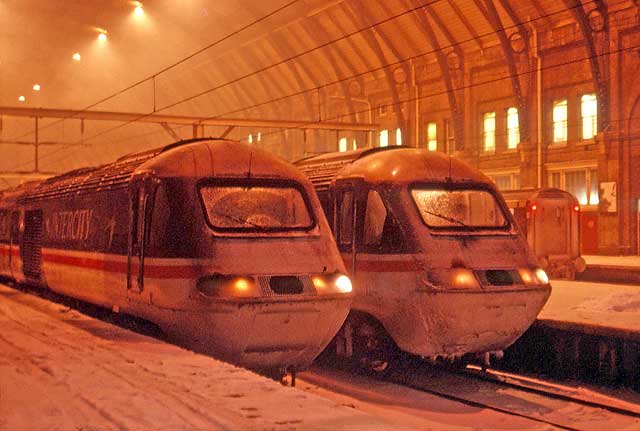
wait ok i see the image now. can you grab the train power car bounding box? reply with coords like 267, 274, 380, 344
296, 147, 551, 370
0, 138, 353, 377
501, 187, 586, 279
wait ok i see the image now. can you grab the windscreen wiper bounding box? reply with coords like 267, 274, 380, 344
421, 209, 469, 227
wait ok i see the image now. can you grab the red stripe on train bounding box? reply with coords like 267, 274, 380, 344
342, 258, 424, 272
41, 251, 203, 279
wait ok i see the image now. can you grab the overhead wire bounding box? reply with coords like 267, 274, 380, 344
3, 0, 638, 172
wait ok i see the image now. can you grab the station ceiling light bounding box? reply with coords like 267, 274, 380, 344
98, 32, 107, 42
18, 96, 25, 102
73, 52, 81, 61
33, 84, 41, 91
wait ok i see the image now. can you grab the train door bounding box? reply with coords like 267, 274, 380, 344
127, 174, 157, 295
333, 179, 365, 275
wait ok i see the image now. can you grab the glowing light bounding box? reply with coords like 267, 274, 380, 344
535, 268, 549, 285
18, 96, 25, 102
531, 204, 537, 211
518, 269, 533, 284
72, 52, 81, 61
134, 5, 144, 17
33, 84, 40, 91
312, 276, 328, 290
574, 205, 580, 212
335, 275, 352, 293
98, 33, 107, 42
233, 278, 250, 292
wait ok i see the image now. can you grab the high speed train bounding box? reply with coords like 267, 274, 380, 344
296, 147, 551, 370
0, 138, 352, 377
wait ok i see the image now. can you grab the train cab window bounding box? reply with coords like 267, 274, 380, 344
199, 182, 314, 232
411, 188, 509, 230
363, 190, 404, 253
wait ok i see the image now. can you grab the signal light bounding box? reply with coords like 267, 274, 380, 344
531, 204, 537, 211
574, 205, 580, 212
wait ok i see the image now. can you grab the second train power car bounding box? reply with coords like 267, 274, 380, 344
501, 187, 586, 279
296, 147, 551, 369
0, 138, 352, 376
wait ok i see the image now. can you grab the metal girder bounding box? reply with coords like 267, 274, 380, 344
563, 0, 610, 131
406, 0, 465, 151
342, 0, 409, 142
0, 107, 379, 132
0, 140, 86, 147
476, 0, 531, 143
160, 122, 181, 141
219, 125, 235, 139
0, 171, 56, 179
447, 0, 484, 50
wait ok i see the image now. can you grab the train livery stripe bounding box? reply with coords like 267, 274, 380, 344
341, 254, 424, 272
41, 249, 203, 280
0, 245, 20, 257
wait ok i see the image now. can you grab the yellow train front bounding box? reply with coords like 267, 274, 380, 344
297, 147, 551, 368
0, 139, 352, 375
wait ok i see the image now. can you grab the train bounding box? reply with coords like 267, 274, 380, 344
296, 147, 552, 370
501, 188, 586, 280
0, 138, 353, 377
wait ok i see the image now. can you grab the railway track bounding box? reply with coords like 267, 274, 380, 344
307, 354, 640, 431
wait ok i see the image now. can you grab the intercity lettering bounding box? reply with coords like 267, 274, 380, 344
45, 209, 93, 241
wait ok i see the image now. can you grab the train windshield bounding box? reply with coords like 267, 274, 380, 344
199, 182, 314, 232
411, 187, 509, 230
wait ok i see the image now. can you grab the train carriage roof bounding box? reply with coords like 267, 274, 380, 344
295, 146, 492, 192
14, 139, 310, 204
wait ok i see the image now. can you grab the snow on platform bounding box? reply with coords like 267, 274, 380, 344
584, 255, 640, 269
0, 283, 415, 431
539, 279, 640, 340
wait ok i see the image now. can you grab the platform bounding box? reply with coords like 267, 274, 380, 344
503, 279, 640, 387
0, 283, 415, 431
578, 255, 640, 284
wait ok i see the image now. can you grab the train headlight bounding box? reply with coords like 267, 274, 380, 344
196, 275, 261, 298
534, 268, 549, 285
450, 268, 480, 289
518, 268, 549, 285
312, 273, 352, 294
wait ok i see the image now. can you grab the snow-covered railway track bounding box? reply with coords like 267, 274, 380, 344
302, 360, 640, 431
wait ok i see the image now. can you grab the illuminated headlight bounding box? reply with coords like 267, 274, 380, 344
312, 273, 352, 294
518, 268, 549, 285
196, 275, 261, 298
426, 268, 480, 289
534, 268, 549, 284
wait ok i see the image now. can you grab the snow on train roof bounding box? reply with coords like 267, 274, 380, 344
15, 139, 310, 202
296, 146, 492, 190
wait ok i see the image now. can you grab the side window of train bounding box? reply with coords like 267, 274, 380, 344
149, 184, 169, 251
362, 190, 405, 253
337, 190, 354, 249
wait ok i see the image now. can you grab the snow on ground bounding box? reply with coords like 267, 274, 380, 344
0, 283, 415, 431
541, 279, 640, 333
583, 255, 640, 268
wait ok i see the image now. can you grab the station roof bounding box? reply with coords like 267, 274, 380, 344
0, 0, 623, 187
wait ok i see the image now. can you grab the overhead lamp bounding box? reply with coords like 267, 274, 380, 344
98, 32, 107, 42
73, 52, 81, 61
18, 96, 25, 102
134, 4, 144, 17
33, 84, 41, 91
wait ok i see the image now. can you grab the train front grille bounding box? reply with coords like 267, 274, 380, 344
257, 275, 315, 296
477, 270, 519, 286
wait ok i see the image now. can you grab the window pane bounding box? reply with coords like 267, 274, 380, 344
411, 188, 508, 229
589, 169, 599, 205
364, 190, 387, 246
396, 128, 402, 146
492, 175, 512, 190
564, 170, 588, 205
553, 99, 568, 142
427, 122, 437, 151
379, 129, 388, 147
200, 185, 313, 231
551, 172, 561, 188
581, 94, 597, 139
483, 112, 496, 152
338, 137, 347, 152
507, 107, 520, 149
